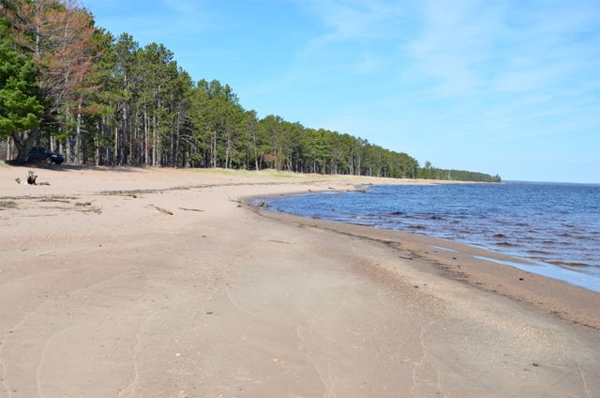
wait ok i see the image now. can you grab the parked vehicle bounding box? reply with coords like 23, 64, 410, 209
28, 146, 65, 165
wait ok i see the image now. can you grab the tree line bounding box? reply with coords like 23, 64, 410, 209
418, 162, 501, 182
0, 0, 500, 182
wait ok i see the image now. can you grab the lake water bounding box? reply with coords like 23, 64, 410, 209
266, 182, 600, 292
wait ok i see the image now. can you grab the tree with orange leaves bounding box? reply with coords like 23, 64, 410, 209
1, 0, 97, 163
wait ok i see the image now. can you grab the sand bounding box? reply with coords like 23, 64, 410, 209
0, 165, 598, 398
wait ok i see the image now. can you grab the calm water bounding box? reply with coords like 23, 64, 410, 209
266, 182, 600, 292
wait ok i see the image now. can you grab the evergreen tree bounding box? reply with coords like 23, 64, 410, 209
1, 1, 500, 181
2, 0, 97, 162
0, 18, 44, 163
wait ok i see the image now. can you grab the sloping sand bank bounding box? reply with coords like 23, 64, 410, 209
1, 165, 598, 398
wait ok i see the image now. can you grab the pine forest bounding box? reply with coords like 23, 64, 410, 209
0, 0, 501, 182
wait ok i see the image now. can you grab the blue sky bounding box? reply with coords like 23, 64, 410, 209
81, 0, 600, 183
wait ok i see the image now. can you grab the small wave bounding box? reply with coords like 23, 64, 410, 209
548, 261, 593, 268
557, 233, 589, 241
361, 214, 385, 220
431, 245, 458, 253
526, 250, 552, 255
408, 225, 427, 230
352, 222, 374, 227
267, 183, 600, 279
496, 241, 516, 247
541, 240, 572, 247
573, 235, 589, 241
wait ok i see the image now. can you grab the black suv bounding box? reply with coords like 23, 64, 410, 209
28, 146, 65, 165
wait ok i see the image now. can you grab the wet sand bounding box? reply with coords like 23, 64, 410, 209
0, 165, 598, 397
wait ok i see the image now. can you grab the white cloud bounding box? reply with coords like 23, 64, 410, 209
405, 1, 507, 96
296, 0, 402, 40
407, 0, 600, 99
81, 0, 600, 182
287, 0, 413, 77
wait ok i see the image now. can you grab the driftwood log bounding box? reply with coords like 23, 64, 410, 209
150, 205, 173, 215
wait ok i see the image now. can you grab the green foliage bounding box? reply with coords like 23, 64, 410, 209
417, 162, 501, 182
0, 7, 501, 181
0, 27, 43, 138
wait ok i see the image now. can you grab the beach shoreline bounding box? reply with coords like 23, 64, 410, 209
252, 207, 600, 330
1, 164, 598, 397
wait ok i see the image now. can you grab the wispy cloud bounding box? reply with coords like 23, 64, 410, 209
297, 0, 402, 40
406, 0, 600, 98
83, 0, 600, 181
287, 0, 412, 76
405, 1, 506, 96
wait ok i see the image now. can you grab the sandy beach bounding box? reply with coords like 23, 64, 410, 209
1, 165, 598, 398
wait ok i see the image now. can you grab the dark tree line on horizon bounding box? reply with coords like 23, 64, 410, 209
0, 0, 501, 183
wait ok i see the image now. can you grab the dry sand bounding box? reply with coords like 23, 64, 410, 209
0, 165, 598, 398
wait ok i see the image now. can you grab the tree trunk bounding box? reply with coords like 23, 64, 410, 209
122, 103, 128, 165
95, 119, 102, 166
75, 99, 83, 164
66, 129, 72, 163
11, 129, 38, 164
130, 110, 136, 165
6, 137, 12, 161
252, 130, 259, 170
225, 129, 231, 169
211, 130, 217, 168
152, 113, 158, 167
144, 109, 149, 165
114, 125, 119, 165
174, 109, 181, 167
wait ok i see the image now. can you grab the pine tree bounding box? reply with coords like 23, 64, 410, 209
0, 17, 44, 163
2, 0, 97, 162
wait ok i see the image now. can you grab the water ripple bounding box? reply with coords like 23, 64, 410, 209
267, 182, 600, 288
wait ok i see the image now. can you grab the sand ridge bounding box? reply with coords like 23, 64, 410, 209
0, 165, 598, 397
